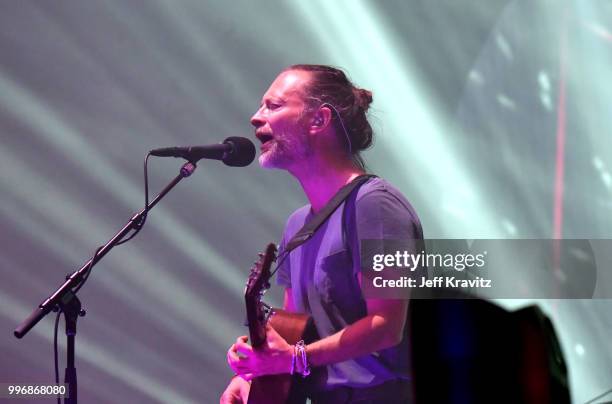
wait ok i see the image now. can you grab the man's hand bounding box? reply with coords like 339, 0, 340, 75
219, 376, 250, 404
226, 324, 293, 379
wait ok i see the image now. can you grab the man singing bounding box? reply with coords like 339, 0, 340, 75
221, 64, 423, 403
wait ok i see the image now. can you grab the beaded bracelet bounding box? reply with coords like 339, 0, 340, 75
295, 340, 311, 377
290, 344, 296, 375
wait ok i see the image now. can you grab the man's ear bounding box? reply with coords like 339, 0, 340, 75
309, 106, 333, 134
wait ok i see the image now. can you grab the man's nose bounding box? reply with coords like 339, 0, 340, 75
250, 109, 265, 128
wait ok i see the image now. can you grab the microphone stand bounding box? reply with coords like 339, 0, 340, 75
14, 161, 197, 404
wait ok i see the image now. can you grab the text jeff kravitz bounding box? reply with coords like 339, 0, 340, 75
372, 276, 492, 289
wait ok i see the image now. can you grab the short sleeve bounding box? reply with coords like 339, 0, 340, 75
352, 183, 424, 275
356, 188, 422, 241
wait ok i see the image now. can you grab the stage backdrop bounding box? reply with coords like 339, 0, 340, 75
1, 1, 611, 402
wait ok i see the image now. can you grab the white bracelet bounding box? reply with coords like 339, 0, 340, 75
295, 340, 310, 377
290, 344, 296, 375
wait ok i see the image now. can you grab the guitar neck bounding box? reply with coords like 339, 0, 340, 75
245, 297, 267, 348
244, 243, 277, 348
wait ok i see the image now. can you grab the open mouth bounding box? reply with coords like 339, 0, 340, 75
256, 133, 274, 146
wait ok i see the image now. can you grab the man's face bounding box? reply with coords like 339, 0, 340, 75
250, 70, 313, 169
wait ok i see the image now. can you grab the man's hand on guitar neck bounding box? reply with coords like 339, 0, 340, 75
227, 324, 293, 379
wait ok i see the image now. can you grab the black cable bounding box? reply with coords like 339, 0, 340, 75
117, 152, 151, 245
53, 308, 62, 404
72, 245, 104, 296
52, 152, 153, 403
55, 243, 101, 404
73, 153, 152, 293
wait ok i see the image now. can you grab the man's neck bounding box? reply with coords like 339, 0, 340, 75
289, 160, 364, 213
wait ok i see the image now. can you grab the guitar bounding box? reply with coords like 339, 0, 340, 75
244, 243, 318, 404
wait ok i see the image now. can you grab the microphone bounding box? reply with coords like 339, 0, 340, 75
150, 137, 255, 167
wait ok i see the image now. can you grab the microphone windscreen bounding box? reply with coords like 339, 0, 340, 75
222, 137, 256, 167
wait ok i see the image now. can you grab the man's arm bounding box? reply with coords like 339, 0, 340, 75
298, 186, 417, 368
230, 284, 408, 377
221, 287, 296, 402
303, 296, 407, 368
231, 188, 417, 377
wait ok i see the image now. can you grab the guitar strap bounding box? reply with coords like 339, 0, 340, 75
282, 174, 377, 256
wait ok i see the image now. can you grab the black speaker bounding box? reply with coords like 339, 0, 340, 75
409, 295, 570, 404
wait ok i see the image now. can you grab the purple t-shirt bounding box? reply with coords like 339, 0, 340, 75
276, 177, 423, 390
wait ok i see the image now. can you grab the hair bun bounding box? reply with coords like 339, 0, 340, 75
285, 64, 374, 168
353, 88, 373, 111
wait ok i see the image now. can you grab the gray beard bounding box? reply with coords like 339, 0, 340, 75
259, 133, 313, 169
